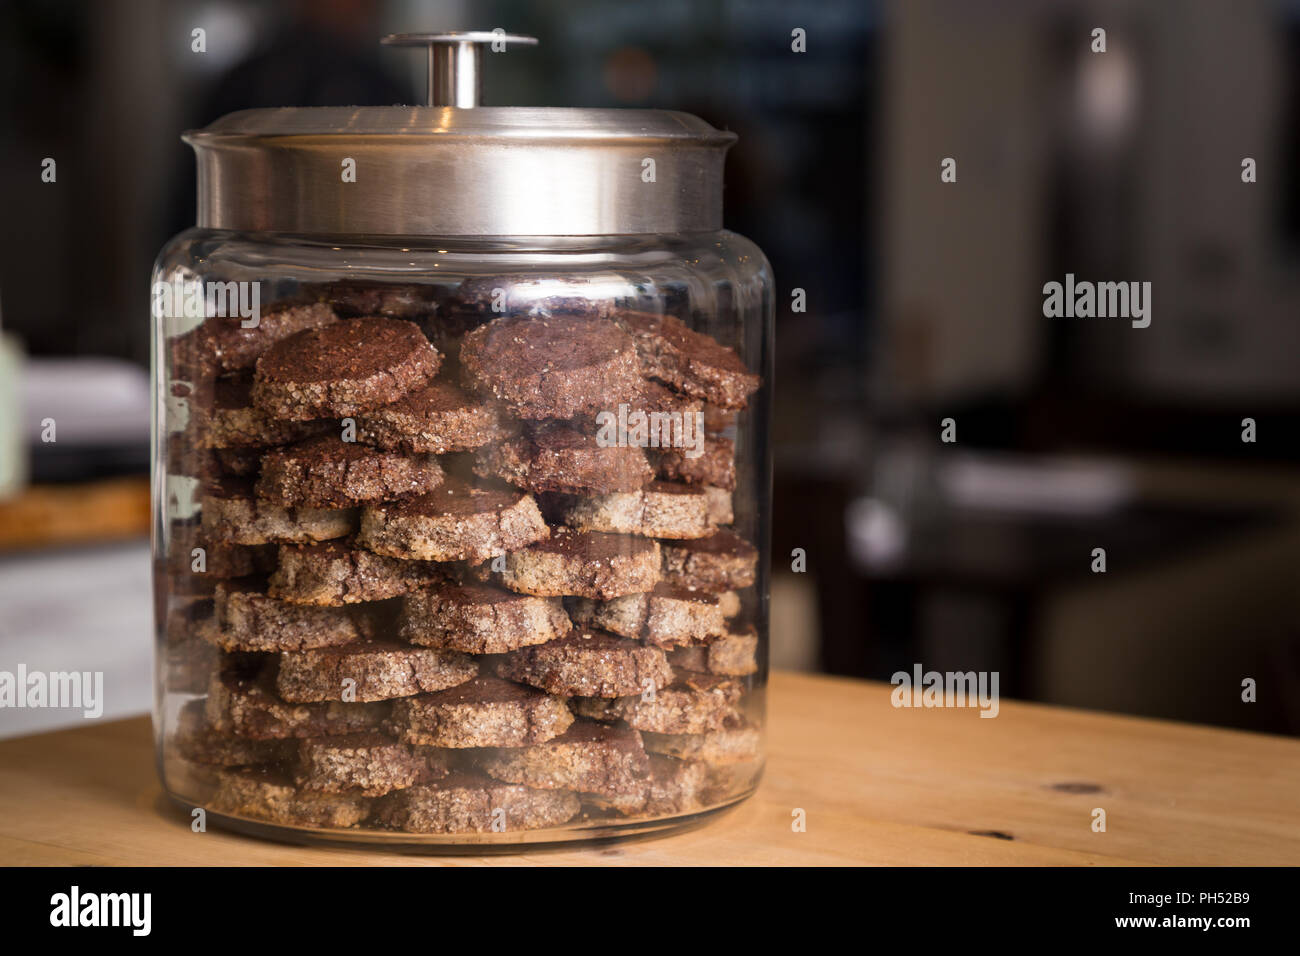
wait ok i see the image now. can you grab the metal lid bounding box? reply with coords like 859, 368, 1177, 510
183, 32, 736, 237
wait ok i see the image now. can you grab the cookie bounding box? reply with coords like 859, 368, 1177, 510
354, 380, 506, 454
642, 718, 762, 764
374, 772, 580, 833
653, 436, 736, 490
276, 641, 477, 703
475, 421, 652, 496
205, 660, 389, 739
164, 637, 218, 694
586, 755, 708, 817
386, 676, 573, 748
173, 699, 292, 766
460, 314, 642, 420
570, 582, 726, 648
252, 318, 441, 420
210, 766, 370, 828
192, 375, 329, 449
211, 576, 380, 652
316, 281, 440, 319
398, 582, 570, 654
666, 625, 759, 676
552, 481, 712, 539
572, 671, 742, 734
454, 273, 618, 319
256, 435, 444, 509
703, 486, 733, 525
212, 446, 264, 477
479, 721, 649, 797
294, 733, 450, 796
615, 312, 760, 410
498, 528, 661, 599
660, 529, 758, 590
164, 594, 215, 647
497, 629, 672, 698
268, 538, 440, 605
703, 403, 737, 433
358, 479, 547, 564
170, 300, 338, 379
200, 477, 357, 545
169, 519, 274, 578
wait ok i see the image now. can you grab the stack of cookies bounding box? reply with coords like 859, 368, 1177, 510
163, 277, 763, 836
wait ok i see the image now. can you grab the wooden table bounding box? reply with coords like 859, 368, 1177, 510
1, 672, 1296, 865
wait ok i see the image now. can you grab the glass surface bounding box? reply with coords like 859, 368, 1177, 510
151, 230, 772, 846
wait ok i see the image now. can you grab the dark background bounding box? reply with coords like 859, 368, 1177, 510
1, 0, 1297, 735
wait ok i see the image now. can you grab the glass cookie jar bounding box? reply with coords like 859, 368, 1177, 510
152, 33, 772, 847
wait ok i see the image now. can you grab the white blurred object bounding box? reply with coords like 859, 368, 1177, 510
939, 454, 1136, 515
0, 329, 25, 499
0, 541, 153, 738
846, 496, 908, 568
22, 357, 150, 445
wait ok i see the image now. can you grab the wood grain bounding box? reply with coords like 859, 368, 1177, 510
0, 671, 1295, 865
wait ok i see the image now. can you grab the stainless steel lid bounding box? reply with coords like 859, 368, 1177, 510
183, 32, 736, 237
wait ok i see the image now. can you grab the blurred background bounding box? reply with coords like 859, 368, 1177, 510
0, 0, 1297, 736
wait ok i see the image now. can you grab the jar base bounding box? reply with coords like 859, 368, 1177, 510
168, 778, 761, 854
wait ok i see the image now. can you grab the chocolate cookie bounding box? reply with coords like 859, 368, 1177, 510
498, 528, 661, 599
252, 318, 441, 420
460, 314, 642, 420
168, 519, 274, 578
586, 755, 708, 817
210, 766, 370, 828
386, 676, 574, 748
171, 301, 338, 379
703, 486, 733, 525
479, 721, 650, 797
276, 641, 477, 703
200, 477, 357, 545
552, 481, 712, 539
653, 436, 736, 490
667, 625, 759, 676
615, 312, 759, 410
398, 582, 570, 654
316, 281, 440, 319
358, 479, 547, 564
497, 629, 672, 698
294, 733, 450, 796
454, 273, 619, 319
173, 699, 293, 766
703, 403, 738, 433
570, 582, 726, 648
375, 772, 580, 833
354, 380, 506, 454
660, 529, 758, 590
642, 718, 762, 764
572, 671, 742, 734
205, 660, 389, 739
257, 435, 444, 509
268, 539, 440, 605
193, 375, 330, 449
475, 421, 653, 496
211, 576, 380, 652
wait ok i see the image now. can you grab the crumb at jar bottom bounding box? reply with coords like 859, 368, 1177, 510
155, 250, 772, 847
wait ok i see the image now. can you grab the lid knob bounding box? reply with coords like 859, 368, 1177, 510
381, 31, 538, 108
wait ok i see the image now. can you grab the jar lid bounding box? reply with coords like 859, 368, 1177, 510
183, 32, 736, 237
